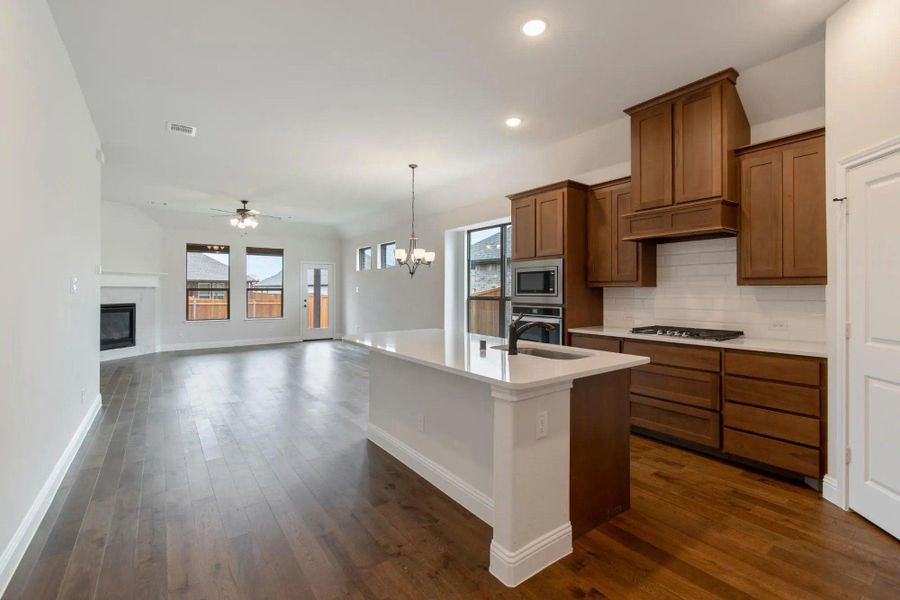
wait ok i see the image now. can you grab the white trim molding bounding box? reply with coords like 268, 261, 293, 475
0, 394, 102, 595
489, 522, 573, 587
826, 134, 900, 510
367, 424, 494, 525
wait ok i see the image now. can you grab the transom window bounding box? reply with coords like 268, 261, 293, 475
357, 246, 372, 271
378, 241, 397, 268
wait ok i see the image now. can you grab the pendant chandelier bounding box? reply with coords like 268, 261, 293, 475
394, 164, 435, 277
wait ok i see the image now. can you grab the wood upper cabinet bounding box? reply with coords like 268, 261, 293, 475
535, 188, 565, 257
674, 83, 723, 204
736, 129, 826, 285
622, 69, 749, 242
586, 178, 656, 287
511, 196, 536, 259
631, 103, 674, 211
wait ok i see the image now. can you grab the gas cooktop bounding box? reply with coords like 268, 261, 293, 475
630, 325, 744, 341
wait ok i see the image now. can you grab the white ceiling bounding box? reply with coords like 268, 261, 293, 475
50, 0, 844, 226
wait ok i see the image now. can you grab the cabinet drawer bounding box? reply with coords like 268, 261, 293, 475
570, 334, 621, 353
725, 376, 820, 416
623, 340, 720, 372
723, 402, 819, 447
630, 394, 720, 448
724, 350, 821, 386
724, 428, 820, 478
631, 364, 720, 410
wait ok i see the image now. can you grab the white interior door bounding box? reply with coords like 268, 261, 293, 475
847, 148, 900, 539
301, 262, 334, 340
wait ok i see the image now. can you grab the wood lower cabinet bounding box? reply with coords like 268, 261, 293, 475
586, 178, 656, 287
736, 128, 826, 285
722, 349, 826, 478
569, 334, 827, 479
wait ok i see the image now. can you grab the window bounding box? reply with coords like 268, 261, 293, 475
357, 246, 372, 271
467, 223, 511, 337
186, 243, 230, 321
378, 241, 397, 268
246, 247, 284, 319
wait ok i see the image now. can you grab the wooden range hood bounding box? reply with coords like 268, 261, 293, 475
620, 69, 750, 242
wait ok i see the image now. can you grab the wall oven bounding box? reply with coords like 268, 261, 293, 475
510, 304, 563, 346
511, 258, 563, 304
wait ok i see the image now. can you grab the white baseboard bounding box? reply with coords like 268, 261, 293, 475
822, 474, 846, 509
0, 393, 102, 596
100, 345, 159, 362
366, 424, 494, 525
160, 335, 303, 353
489, 522, 573, 587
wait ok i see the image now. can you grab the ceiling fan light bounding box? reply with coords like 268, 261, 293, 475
230, 217, 239, 227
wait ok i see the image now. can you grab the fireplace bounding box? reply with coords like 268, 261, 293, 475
101, 303, 136, 351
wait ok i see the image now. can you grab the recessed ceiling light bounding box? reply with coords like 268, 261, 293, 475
521, 19, 547, 37
505, 116, 523, 128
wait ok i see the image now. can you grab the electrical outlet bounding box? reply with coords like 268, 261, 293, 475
417, 413, 426, 433
769, 319, 789, 332
536, 411, 548, 439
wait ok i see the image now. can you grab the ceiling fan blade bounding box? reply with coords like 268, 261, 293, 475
257, 214, 282, 220
209, 208, 235, 214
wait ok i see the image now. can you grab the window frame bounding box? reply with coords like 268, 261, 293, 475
357, 246, 373, 271
466, 223, 511, 338
378, 241, 397, 269
245, 247, 284, 320
186, 243, 231, 322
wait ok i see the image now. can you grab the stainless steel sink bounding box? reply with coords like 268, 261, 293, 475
492, 345, 589, 360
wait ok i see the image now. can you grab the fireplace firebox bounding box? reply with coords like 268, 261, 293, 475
100, 303, 136, 351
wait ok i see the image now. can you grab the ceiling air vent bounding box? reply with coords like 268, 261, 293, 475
167, 122, 197, 137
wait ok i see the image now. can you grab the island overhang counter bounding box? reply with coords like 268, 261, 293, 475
343, 329, 649, 586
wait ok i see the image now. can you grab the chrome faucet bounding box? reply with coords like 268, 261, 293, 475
507, 314, 556, 355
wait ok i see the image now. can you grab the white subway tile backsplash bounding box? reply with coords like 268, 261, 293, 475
605, 238, 825, 342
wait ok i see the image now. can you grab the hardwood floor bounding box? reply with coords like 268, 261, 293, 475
5, 341, 898, 599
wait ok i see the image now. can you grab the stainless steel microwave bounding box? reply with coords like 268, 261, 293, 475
511, 258, 563, 304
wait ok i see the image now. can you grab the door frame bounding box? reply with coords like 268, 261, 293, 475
300, 261, 336, 341
828, 134, 900, 510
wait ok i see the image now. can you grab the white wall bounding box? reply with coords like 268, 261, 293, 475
101, 201, 163, 273
101, 203, 343, 350
0, 0, 102, 591
823, 0, 900, 507
341, 42, 828, 336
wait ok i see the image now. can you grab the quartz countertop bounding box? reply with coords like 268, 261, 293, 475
568, 326, 827, 358
343, 329, 649, 390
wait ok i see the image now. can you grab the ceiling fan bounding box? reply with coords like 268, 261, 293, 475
209, 200, 281, 229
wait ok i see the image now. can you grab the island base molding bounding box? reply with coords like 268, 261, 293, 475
489, 522, 573, 587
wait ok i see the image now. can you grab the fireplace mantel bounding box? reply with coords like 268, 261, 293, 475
100, 270, 167, 288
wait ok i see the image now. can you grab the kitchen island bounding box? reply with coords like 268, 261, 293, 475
343, 329, 649, 586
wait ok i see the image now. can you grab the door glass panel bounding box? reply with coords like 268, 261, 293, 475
306, 267, 330, 329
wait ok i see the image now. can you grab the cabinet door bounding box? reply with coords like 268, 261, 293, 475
631, 103, 673, 210
782, 139, 826, 278
612, 185, 638, 282
674, 84, 723, 203
535, 189, 565, 257
740, 151, 783, 279
586, 188, 613, 284
511, 197, 536, 259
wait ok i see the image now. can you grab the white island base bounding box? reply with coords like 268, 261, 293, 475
345, 330, 649, 586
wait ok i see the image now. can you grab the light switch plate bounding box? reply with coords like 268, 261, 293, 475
70, 276, 79, 294
536, 411, 548, 439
